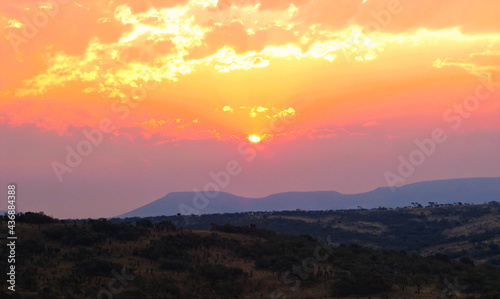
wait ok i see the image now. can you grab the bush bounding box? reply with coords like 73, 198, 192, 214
159, 258, 190, 271
20, 238, 45, 255
139, 233, 202, 260
75, 259, 122, 277
18, 212, 57, 224
331, 270, 392, 296
196, 264, 243, 282
43, 226, 99, 246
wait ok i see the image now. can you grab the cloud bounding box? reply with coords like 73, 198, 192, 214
249, 106, 268, 117
2, 0, 500, 142
4, 19, 23, 29
229, 106, 295, 119
362, 121, 380, 127
135, 118, 167, 129
222, 105, 233, 112
10, 1, 396, 99
280, 127, 369, 140
0, 98, 96, 134
434, 50, 500, 87
270, 107, 295, 119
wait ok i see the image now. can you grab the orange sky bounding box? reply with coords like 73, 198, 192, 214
1, 0, 500, 218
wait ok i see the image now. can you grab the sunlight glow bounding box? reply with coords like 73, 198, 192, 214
248, 135, 261, 143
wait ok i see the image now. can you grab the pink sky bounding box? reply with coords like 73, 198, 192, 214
1, 0, 499, 218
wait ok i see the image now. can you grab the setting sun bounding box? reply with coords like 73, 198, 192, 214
248, 135, 261, 143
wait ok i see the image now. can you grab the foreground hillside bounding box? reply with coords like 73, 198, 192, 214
125, 202, 500, 265
1, 213, 500, 298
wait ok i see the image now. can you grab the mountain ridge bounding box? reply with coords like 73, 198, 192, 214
116, 177, 500, 218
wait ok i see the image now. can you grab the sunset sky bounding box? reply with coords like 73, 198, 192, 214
1, 0, 500, 218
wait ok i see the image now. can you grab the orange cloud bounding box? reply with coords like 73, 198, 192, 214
434, 50, 500, 87
1, 0, 500, 143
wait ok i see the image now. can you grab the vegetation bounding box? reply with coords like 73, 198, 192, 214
127, 202, 500, 265
0, 204, 499, 298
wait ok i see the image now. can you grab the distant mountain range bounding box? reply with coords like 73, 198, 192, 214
116, 177, 500, 218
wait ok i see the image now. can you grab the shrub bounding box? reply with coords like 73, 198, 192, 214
75, 259, 122, 277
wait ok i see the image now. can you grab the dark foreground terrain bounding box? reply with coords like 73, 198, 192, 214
119, 201, 500, 265
1, 205, 500, 298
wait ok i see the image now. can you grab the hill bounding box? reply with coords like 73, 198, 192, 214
115, 201, 500, 266
117, 177, 500, 218
1, 213, 500, 298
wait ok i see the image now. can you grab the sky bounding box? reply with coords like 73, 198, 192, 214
1, 0, 500, 218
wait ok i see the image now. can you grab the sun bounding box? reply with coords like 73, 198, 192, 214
248, 135, 261, 143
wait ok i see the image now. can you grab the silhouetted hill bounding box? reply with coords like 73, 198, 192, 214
117, 177, 500, 218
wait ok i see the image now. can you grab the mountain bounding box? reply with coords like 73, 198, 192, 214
116, 177, 500, 218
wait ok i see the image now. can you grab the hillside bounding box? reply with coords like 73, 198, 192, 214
117, 202, 500, 265
2, 212, 500, 298
117, 177, 500, 218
